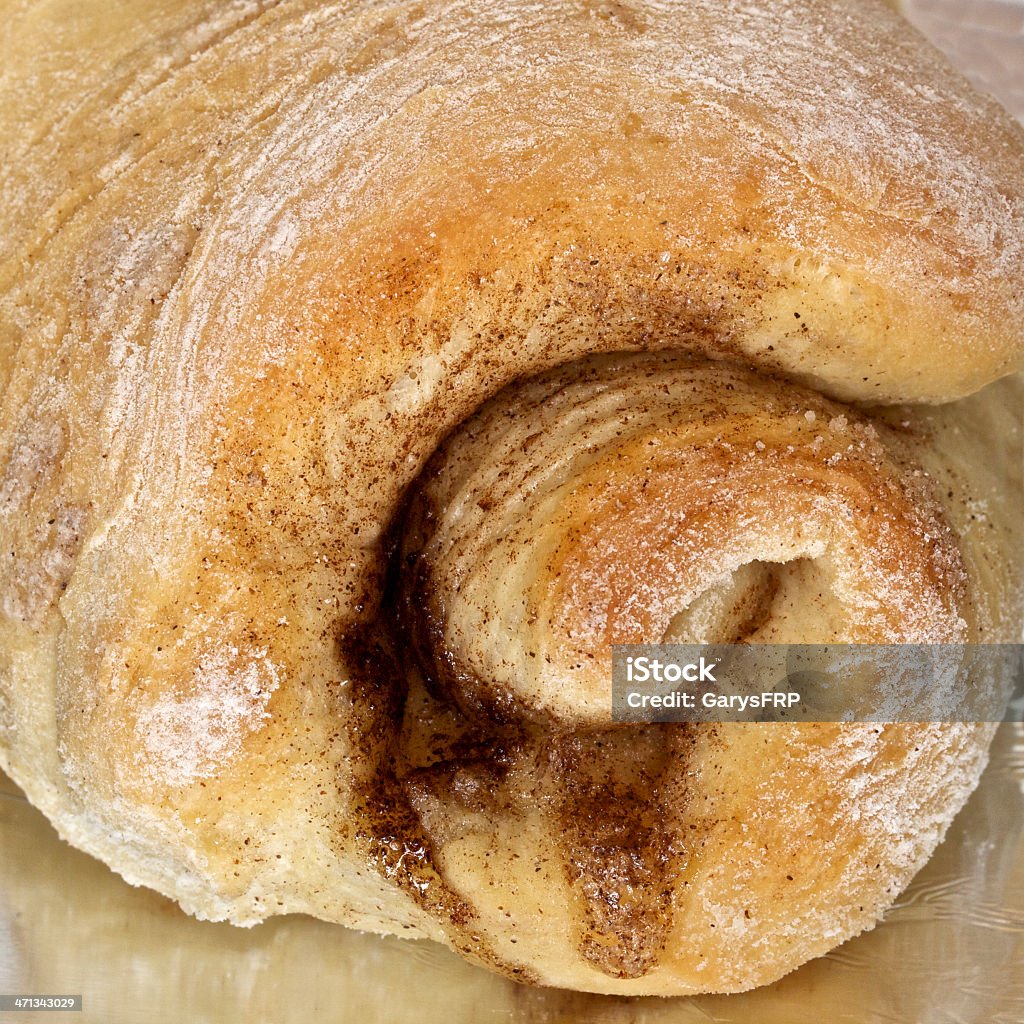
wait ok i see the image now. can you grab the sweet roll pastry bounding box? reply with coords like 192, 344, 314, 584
0, 0, 1022, 996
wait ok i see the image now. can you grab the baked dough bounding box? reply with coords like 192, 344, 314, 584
0, 0, 1021, 996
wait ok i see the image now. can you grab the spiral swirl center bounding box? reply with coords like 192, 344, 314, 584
399, 351, 967, 725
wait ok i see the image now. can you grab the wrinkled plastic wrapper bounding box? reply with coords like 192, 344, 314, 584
1, 2, 1022, 1021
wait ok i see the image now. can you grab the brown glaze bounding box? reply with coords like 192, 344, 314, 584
397, 475, 544, 727
340, 618, 541, 979
337, 627, 476, 931
549, 726, 690, 978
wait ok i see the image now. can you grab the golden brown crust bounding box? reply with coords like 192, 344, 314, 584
0, 0, 1022, 996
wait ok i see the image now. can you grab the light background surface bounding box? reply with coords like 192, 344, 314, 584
1, 3, 1022, 1022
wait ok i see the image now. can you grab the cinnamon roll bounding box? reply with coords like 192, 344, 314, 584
0, 0, 1021, 996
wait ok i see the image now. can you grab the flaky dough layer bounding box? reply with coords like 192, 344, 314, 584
0, 0, 1022, 996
